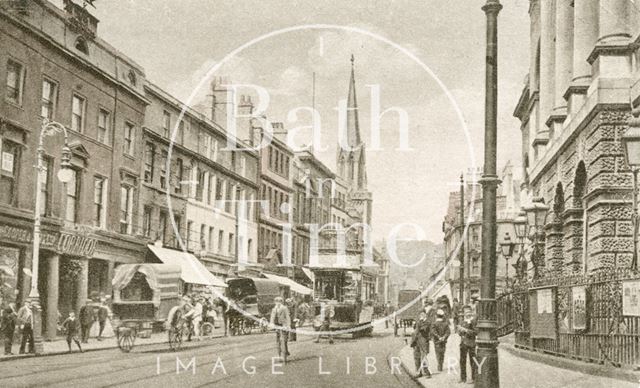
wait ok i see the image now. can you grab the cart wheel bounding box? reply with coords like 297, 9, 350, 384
118, 330, 135, 353
201, 322, 214, 338
242, 319, 253, 335
169, 327, 183, 351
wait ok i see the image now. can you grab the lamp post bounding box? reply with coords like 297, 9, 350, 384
459, 173, 466, 304
513, 211, 527, 281
621, 115, 640, 269
500, 232, 515, 290
30, 118, 73, 354
523, 198, 550, 279
476, 0, 502, 387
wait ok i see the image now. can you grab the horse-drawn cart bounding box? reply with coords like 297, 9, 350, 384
226, 277, 288, 335
394, 289, 422, 337
111, 263, 181, 352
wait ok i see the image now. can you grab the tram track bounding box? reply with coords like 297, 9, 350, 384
0, 332, 277, 386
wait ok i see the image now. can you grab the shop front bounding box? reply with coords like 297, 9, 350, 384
0, 216, 148, 340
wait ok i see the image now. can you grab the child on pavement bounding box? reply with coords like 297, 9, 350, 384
431, 309, 451, 372
62, 312, 83, 353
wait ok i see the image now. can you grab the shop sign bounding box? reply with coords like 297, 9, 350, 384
0, 224, 97, 257
0, 225, 31, 244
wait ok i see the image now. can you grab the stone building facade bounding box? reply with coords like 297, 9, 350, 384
0, 0, 148, 339
443, 164, 520, 301
514, 0, 640, 275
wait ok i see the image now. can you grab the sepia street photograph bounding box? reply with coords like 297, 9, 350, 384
0, 0, 639, 387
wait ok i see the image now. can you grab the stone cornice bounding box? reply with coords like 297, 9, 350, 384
529, 79, 631, 186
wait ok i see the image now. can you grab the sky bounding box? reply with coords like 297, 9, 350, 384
62, 0, 531, 243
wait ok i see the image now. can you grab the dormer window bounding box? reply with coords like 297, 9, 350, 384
75, 37, 89, 54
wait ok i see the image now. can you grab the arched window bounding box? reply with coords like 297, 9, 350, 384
75, 37, 89, 54
573, 161, 587, 208
573, 161, 588, 271
553, 182, 565, 220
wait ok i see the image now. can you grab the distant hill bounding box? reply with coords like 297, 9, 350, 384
376, 240, 444, 304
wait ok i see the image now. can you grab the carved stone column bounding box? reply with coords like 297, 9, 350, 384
565, 0, 597, 114
45, 254, 59, 340
548, 0, 573, 135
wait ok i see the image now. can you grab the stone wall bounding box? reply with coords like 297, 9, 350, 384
535, 109, 635, 275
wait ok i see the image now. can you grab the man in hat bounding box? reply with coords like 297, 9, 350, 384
270, 296, 291, 362
286, 298, 297, 342
17, 301, 34, 354
410, 310, 432, 378
1, 305, 16, 355
61, 311, 83, 353
314, 301, 334, 344
79, 301, 94, 343
458, 305, 478, 383
97, 298, 111, 341
184, 296, 203, 341
431, 309, 451, 372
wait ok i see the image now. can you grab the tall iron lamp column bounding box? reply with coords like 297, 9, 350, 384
622, 111, 640, 269
30, 118, 74, 354
459, 173, 466, 304
476, 0, 502, 387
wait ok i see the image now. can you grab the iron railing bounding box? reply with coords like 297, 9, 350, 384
496, 268, 640, 367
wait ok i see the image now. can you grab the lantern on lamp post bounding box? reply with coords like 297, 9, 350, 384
523, 198, 549, 279
621, 118, 640, 269
500, 232, 515, 289
512, 211, 527, 281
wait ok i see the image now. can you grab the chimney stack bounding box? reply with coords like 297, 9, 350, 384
210, 76, 232, 126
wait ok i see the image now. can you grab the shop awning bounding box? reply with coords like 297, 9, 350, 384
301, 266, 315, 283
262, 273, 312, 295
147, 245, 227, 288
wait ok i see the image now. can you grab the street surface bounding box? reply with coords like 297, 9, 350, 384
1, 325, 636, 388
0, 327, 417, 388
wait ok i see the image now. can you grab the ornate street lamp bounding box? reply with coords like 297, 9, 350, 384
621, 118, 640, 269
512, 211, 528, 281
523, 198, 549, 279
30, 118, 73, 354
500, 232, 515, 288
477, 0, 502, 386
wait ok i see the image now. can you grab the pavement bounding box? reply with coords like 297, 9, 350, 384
0, 328, 225, 362
396, 330, 639, 388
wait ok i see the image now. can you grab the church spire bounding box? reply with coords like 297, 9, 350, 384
346, 54, 361, 148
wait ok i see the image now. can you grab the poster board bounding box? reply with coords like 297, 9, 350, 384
571, 286, 587, 330
529, 287, 556, 339
622, 280, 640, 316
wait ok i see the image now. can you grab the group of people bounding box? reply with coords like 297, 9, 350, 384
167, 293, 221, 341
0, 301, 35, 355
0, 297, 114, 355
409, 297, 478, 384
56, 298, 113, 353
